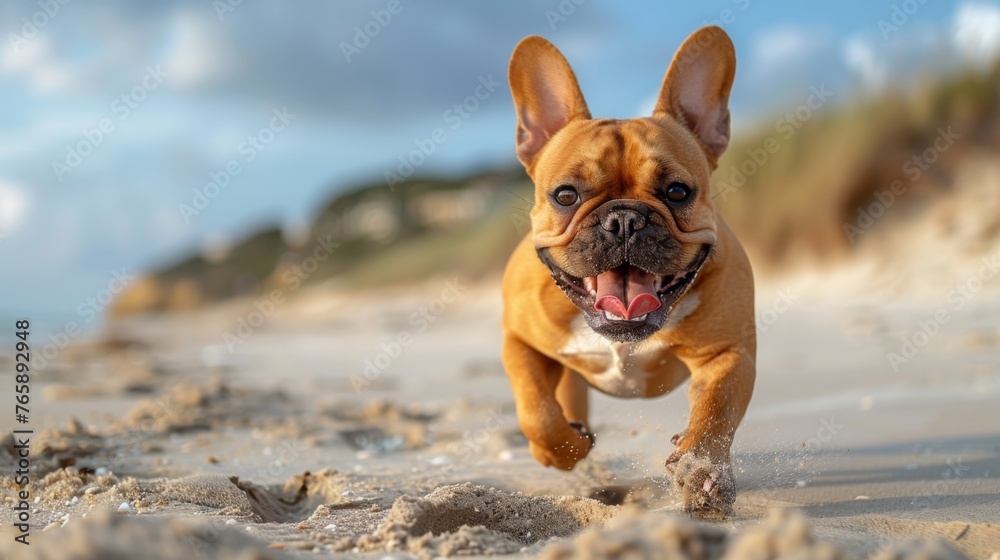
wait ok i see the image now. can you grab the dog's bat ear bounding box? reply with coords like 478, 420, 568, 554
654, 26, 736, 164
508, 36, 590, 169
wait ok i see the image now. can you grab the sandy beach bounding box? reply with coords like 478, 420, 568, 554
1, 273, 998, 559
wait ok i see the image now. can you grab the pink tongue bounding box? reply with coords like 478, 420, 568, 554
593, 266, 662, 319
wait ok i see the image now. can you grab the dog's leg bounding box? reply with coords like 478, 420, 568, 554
645, 351, 692, 398
666, 346, 755, 518
556, 367, 593, 442
503, 335, 595, 470
556, 368, 589, 427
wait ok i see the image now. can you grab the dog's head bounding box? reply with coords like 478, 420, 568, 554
508, 26, 736, 343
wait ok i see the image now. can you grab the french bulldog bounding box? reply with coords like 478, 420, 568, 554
501, 26, 756, 518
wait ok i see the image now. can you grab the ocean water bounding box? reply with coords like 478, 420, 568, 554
0, 310, 104, 356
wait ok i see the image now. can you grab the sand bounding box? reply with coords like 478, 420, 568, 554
1, 279, 999, 559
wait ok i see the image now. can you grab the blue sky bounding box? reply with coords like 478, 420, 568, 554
1, 0, 999, 331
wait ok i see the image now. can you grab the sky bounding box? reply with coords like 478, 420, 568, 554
1, 0, 999, 332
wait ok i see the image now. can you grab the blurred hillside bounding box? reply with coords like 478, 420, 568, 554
111, 169, 533, 317
111, 62, 1000, 317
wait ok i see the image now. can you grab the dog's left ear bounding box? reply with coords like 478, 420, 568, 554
654, 26, 736, 163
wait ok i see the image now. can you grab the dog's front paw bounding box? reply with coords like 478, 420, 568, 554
665, 452, 735, 519
528, 422, 595, 471
568, 422, 596, 446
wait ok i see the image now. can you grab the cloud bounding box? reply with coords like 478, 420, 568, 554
953, 2, 1000, 66
0, 180, 29, 232
163, 9, 234, 89
751, 26, 829, 72
0, 35, 79, 94
0, 34, 51, 73
1, 1, 610, 124
842, 36, 886, 91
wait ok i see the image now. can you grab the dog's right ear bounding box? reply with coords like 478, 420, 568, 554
508, 36, 590, 169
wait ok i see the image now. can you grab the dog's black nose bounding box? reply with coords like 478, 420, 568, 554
599, 205, 647, 237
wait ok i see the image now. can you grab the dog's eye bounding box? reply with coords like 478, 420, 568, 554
552, 185, 579, 206
663, 182, 691, 203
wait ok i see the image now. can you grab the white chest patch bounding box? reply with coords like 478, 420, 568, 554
557, 292, 700, 397
662, 292, 701, 332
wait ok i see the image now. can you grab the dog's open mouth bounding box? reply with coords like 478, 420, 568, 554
545, 246, 711, 341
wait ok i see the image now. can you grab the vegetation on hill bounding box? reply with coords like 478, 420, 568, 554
716, 62, 1000, 271
111, 169, 533, 316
